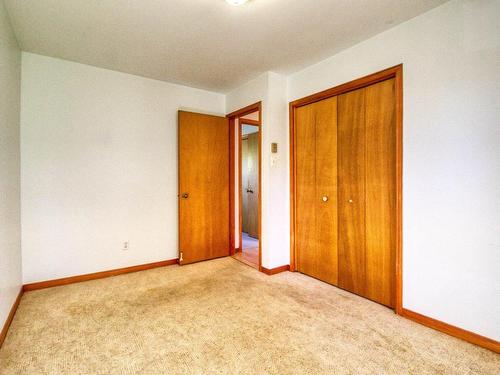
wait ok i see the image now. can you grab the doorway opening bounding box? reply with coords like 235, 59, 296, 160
237, 121, 259, 268
227, 103, 262, 270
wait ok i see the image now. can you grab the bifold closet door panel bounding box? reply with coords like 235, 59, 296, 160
295, 104, 317, 276
338, 88, 366, 296
365, 79, 396, 307
314, 97, 339, 285
295, 97, 338, 284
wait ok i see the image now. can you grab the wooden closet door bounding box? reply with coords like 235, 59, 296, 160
294, 74, 397, 308
338, 88, 366, 296
295, 103, 317, 276
295, 97, 338, 285
365, 79, 396, 307
314, 97, 338, 285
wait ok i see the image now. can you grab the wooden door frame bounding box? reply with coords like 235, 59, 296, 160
289, 65, 403, 313
227, 102, 262, 271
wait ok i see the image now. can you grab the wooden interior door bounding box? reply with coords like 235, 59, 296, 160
178, 111, 229, 265
338, 88, 367, 296
242, 131, 259, 238
295, 96, 338, 285
364, 79, 396, 307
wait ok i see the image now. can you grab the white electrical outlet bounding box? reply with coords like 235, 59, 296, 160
122, 241, 129, 251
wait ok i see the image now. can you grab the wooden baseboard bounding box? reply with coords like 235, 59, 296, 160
0, 287, 23, 348
401, 308, 499, 353
23, 258, 179, 292
261, 264, 290, 275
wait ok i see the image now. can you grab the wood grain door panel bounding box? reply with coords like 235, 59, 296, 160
296, 97, 338, 285
365, 79, 397, 307
178, 111, 229, 265
338, 88, 366, 296
313, 97, 338, 285
295, 104, 317, 276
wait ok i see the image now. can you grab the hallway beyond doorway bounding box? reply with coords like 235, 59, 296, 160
233, 232, 259, 269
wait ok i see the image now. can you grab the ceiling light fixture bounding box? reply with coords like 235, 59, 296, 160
225, 0, 249, 6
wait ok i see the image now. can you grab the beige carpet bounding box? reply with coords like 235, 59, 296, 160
0, 258, 498, 374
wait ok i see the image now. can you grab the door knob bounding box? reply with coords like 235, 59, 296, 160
348, 199, 353, 203
181, 193, 189, 199
322, 196, 329, 202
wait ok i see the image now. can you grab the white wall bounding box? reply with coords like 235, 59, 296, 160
226, 72, 290, 269
264, 73, 289, 268
21, 53, 225, 283
288, 0, 500, 340
0, 1, 22, 328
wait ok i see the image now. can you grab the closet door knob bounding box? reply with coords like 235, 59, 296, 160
348, 199, 353, 203
322, 196, 329, 202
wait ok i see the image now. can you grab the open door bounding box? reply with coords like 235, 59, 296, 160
178, 111, 230, 265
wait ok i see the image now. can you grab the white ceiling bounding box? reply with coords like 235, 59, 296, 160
4, 0, 448, 93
